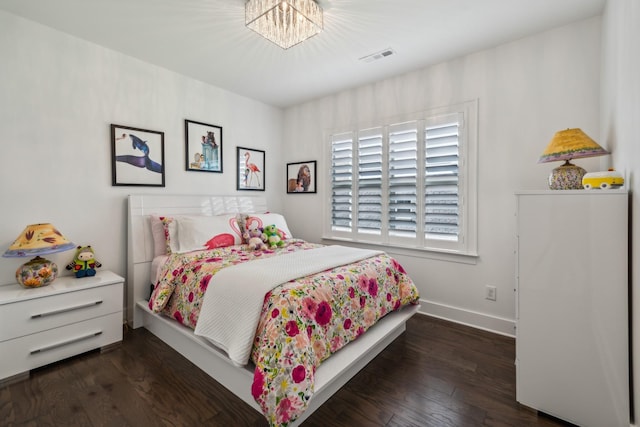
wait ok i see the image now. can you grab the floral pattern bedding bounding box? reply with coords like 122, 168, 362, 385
148, 239, 420, 426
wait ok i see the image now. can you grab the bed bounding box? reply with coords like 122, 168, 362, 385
127, 194, 420, 426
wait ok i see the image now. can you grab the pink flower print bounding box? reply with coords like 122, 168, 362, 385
285, 320, 299, 337
148, 299, 153, 310
394, 300, 401, 310
356, 326, 365, 337
367, 278, 378, 297
271, 308, 280, 318
315, 301, 332, 326
392, 259, 407, 274
292, 365, 306, 383
357, 275, 368, 291
173, 311, 184, 324
251, 369, 265, 399
188, 292, 194, 303
276, 397, 293, 424
348, 287, 355, 299
386, 292, 392, 301
360, 295, 366, 308
343, 318, 352, 330
200, 275, 211, 292
301, 297, 317, 319
307, 325, 313, 338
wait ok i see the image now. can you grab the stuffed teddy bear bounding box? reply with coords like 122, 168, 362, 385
66, 245, 102, 278
243, 226, 267, 251
262, 224, 285, 249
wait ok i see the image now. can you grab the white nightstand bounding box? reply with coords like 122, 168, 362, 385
0, 270, 124, 385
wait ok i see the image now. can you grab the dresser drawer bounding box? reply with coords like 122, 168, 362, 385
0, 312, 122, 380
0, 282, 123, 341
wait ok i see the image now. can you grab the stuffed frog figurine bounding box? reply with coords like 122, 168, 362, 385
262, 224, 285, 249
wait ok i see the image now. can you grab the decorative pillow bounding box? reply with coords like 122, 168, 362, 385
240, 213, 293, 242
161, 216, 177, 254
174, 215, 242, 253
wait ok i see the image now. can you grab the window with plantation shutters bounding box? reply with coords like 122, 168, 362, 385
424, 114, 462, 242
357, 128, 383, 235
326, 100, 477, 256
388, 122, 418, 238
330, 132, 354, 232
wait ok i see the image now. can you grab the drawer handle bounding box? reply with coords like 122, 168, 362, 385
31, 300, 103, 319
30, 331, 103, 355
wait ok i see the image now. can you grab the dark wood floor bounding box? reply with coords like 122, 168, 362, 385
1, 314, 573, 427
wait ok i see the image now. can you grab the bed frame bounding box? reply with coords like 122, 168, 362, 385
127, 194, 419, 425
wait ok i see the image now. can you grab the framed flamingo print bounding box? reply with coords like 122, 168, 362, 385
237, 146, 265, 191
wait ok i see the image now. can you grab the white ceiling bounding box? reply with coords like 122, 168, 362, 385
1, 0, 606, 108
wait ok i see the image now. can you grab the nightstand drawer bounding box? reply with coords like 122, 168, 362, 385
0, 312, 122, 380
0, 282, 123, 341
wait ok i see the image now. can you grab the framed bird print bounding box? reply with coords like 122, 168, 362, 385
286, 160, 316, 193
185, 119, 223, 173
237, 146, 265, 191
111, 124, 165, 187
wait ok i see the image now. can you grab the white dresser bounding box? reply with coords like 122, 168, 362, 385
0, 270, 124, 384
515, 190, 629, 426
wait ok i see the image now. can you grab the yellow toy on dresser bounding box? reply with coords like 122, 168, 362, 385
582, 169, 625, 189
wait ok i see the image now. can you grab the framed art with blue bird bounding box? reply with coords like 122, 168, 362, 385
185, 119, 223, 173
111, 124, 165, 187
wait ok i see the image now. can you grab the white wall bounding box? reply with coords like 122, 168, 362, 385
0, 11, 284, 290
601, 0, 640, 422
282, 17, 603, 335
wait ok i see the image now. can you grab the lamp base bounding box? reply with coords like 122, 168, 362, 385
548, 160, 586, 190
16, 256, 59, 288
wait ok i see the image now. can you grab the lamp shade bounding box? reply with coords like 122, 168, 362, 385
246, 0, 323, 49
3, 223, 75, 258
3, 223, 75, 288
538, 128, 609, 190
538, 128, 609, 164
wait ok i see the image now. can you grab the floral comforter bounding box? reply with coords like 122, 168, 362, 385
148, 239, 419, 426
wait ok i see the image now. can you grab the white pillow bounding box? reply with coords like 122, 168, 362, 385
174, 215, 242, 253
149, 215, 167, 257
243, 213, 293, 240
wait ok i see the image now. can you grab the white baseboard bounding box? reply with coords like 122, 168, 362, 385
417, 299, 516, 338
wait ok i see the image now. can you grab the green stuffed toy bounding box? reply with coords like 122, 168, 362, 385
66, 245, 102, 278
262, 224, 285, 249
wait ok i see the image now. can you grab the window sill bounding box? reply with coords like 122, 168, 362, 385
320, 236, 478, 265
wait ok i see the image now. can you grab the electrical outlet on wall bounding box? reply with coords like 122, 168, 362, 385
485, 285, 497, 301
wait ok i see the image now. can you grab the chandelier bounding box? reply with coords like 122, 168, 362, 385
245, 0, 323, 49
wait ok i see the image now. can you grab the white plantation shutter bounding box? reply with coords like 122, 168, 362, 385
357, 128, 383, 235
388, 122, 418, 238
326, 100, 476, 256
330, 132, 354, 232
424, 114, 462, 242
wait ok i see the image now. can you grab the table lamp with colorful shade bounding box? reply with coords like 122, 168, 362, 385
3, 223, 75, 288
538, 128, 609, 190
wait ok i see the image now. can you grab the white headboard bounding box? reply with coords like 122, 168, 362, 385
127, 194, 268, 327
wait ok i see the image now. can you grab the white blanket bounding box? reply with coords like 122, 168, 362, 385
193, 245, 382, 366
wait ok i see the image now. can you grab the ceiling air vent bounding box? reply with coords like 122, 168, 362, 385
359, 48, 396, 63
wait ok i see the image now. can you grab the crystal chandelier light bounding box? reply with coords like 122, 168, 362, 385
245, 0, 323, 49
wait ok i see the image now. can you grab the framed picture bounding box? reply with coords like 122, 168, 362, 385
111, 124, 165, 187
237, 147, 265, 191
287, 160, 316, 193
185, 119, 223, 173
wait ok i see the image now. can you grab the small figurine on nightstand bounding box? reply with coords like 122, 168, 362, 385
66, 245, 102, 278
